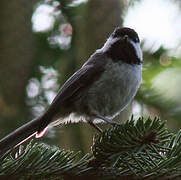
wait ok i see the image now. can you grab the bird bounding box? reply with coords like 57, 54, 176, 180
0, 27, 142, 156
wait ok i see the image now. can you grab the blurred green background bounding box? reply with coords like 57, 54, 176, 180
0, 0, 181, 154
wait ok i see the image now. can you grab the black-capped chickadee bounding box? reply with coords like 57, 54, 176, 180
0, 27, 142, 155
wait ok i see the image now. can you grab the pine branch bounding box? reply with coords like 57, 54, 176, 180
0, 142, 92, 180
1, 117, 181, 180
90, 117, 181, 179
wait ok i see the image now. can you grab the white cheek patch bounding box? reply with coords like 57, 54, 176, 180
130, 41, 143, 61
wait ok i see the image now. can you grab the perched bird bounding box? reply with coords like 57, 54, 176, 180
0, 27, 142, 155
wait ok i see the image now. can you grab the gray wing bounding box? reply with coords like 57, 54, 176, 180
52, 53, 106, 105
38, 52, 107, 128
52, 65, 97, 103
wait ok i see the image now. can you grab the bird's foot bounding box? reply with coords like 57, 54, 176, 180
94, 114, 120, 126
88, 121, 103, 133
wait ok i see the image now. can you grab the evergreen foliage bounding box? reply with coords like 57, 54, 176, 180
1, 117, 181, 179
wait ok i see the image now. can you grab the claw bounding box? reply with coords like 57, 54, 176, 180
88, 121, 103, 133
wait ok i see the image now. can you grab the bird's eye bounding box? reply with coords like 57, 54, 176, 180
123, 35, 129, 42
135, 37, 139, 42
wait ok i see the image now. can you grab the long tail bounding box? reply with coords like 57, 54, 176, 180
0, 116, 48, 156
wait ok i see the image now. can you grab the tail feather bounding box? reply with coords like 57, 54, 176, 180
0, 117, 46, 156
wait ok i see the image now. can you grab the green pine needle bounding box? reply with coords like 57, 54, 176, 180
91, 117, 181, 179
1, 117, 181, 180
